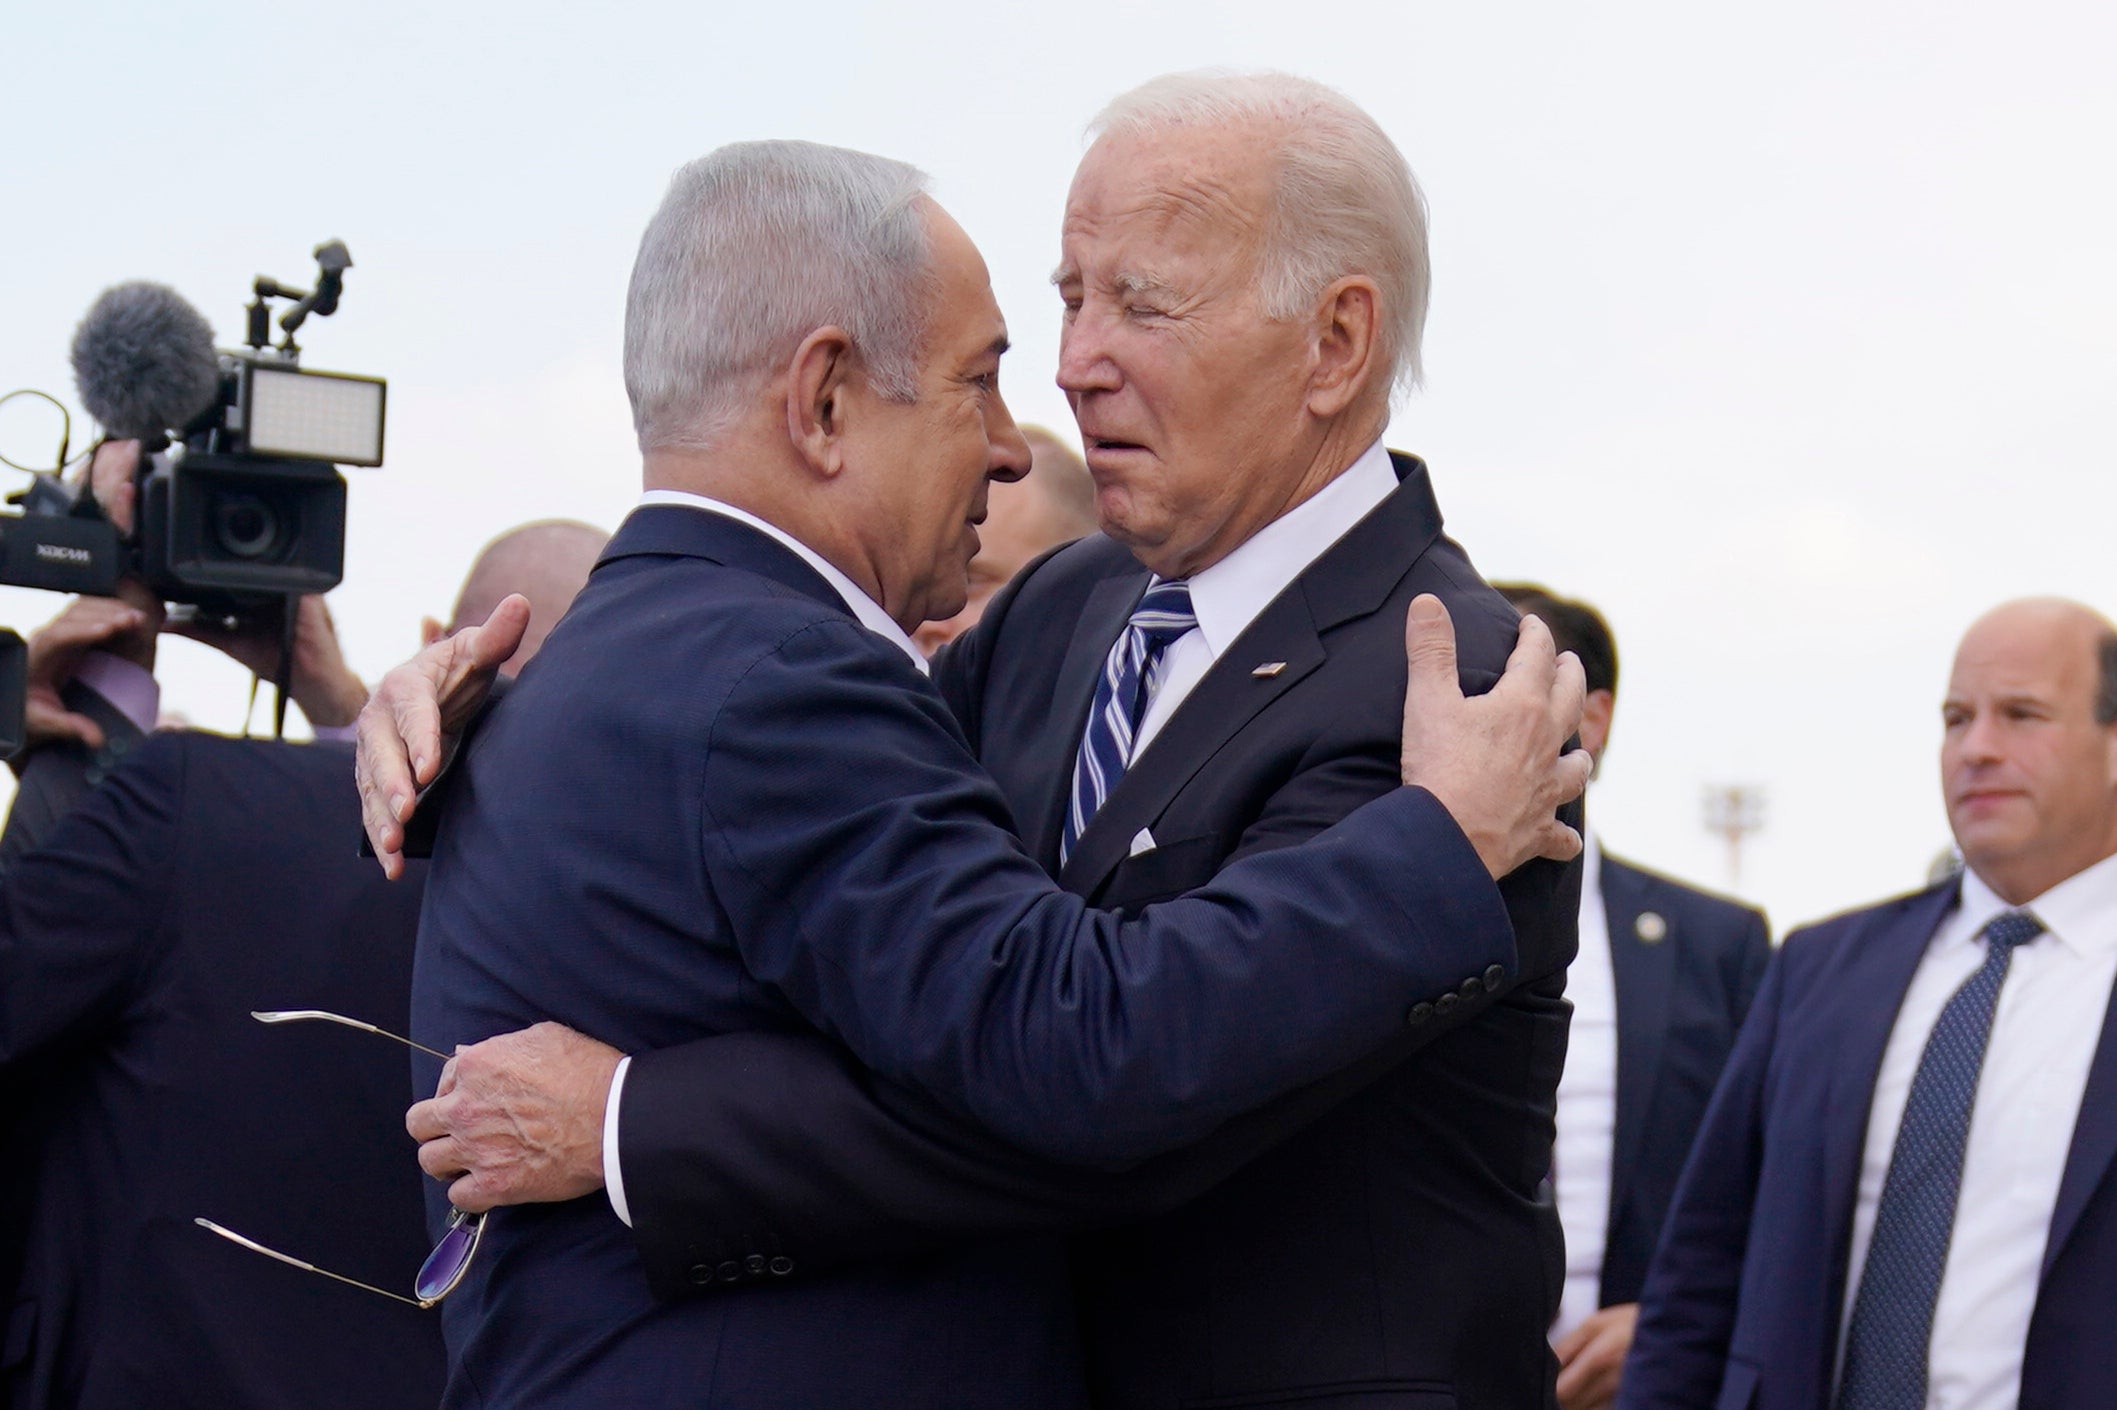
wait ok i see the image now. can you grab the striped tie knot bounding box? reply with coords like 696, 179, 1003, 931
1129, 579, 1197, 654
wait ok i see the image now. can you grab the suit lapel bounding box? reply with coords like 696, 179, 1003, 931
1819, 885, 1959, 1281
1603, 858, 1675, 1223
1055, 454, 1444, 899
2041, 972, 2117, 1279
1027, 568, 1149, 872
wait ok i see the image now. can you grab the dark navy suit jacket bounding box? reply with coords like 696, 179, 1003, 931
0, 734, 444, 1410
410, 501, 1525, 1410
611, 458, 1583, 1409
1622, 878, 2117, 1410
1596, 855, 1770, 1308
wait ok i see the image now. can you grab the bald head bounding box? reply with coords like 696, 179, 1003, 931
1941, 597, 2117, 904
440, 520, 609, 675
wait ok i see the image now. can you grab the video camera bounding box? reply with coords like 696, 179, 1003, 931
0, 241, 385, 617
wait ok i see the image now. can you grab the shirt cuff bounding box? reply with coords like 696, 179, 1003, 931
73, 651, 160, 735
604, 1054, 633, 1227
310, 723, 359, 744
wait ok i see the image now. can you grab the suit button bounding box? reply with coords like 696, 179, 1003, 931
744, 1254, 767, 1276
1435, 993, 1461, 1017
1460, 976, 1484, 998
1406, 1002, 1435, 1026
768, 1256, 795, 1276
1483, 964, 1506, 989
716, 1260, 742, 1283
688, 1264, 715, 1286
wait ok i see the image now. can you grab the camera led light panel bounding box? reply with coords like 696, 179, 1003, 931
246, 366, 386, 466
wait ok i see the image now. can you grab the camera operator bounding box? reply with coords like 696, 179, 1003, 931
1, 439, 367, 869
0, 462, 605, 1410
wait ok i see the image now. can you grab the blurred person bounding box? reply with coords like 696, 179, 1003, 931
1624, 598, 2117, 1410
369, 73, 1587, 1410
912, 424, 1097, 655
1497, 583, 1771, 1410
0, 507, 603, 1410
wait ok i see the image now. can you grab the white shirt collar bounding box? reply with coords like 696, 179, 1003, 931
1955, 848, 2117, 962
1583, 830, 1604, 907
636, 489, 928, 674
1180, 438, 1398, 658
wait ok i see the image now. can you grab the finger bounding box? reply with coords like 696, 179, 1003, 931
1499, 612, 1559, 700
417, 1135, 468, 1182
1555, 1353, 1588, 1405
449, 1171, 501, 1216
1550, 650, 1587, 744
358, 695, 420, 848
406, 1096, 448, 1143
388, 664, 448, 788
435, 1054, 461, 1099
1402, 594, 1463, 712
24, 699, 107, 750
33, 604, 144, 655
1537, 816, 1586, 865
463, 596, 532, 675
1552, 1320, 1591, 1364
1556, 747, 1595, 804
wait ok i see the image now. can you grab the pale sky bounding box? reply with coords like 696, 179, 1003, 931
3, 0, 2113, 932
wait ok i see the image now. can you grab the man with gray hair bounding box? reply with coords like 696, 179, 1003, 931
364, 131, 1584, 1408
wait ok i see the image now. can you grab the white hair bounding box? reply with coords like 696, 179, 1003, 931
624, 140, 935, 452
1089, 71, 1431, 396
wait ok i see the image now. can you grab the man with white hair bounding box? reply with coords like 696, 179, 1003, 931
369, 133, 1584, 1409
366, 73, 1584, 1409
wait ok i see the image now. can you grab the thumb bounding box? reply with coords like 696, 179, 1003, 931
463, 595, 532, 674
1403, 594, 1463, 709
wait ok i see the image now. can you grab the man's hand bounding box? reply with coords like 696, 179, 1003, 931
1554, 1302, 1638, 1410
1399, 593, 1590, 877
405, 1021, 622, 1214
355, 594, 528, 879
169, 596, 368, 727
22, 596, 163, 749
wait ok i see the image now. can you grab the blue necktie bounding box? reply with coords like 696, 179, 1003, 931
1062, 579, 1196, 865
1835, 908, 2046, 1410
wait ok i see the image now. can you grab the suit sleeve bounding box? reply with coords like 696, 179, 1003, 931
0, 680, 148, 878
697, 618, 1517, 1171
1620, 943, 1787, 1410
0, 733, 183, 1068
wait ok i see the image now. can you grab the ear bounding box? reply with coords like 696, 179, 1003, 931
1581, 689, 1616, 774
1306, 276, 1382, 419
420, 616, 447, 647
785, 326, 858, 479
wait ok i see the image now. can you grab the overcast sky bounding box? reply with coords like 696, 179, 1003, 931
3, 0, 2112, 931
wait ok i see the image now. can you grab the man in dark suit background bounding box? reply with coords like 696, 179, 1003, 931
372, 73, 1586, 1409
1497, 584, 1771, 1410
1624, 597, 2117, 1410
0, 510, 602, 1410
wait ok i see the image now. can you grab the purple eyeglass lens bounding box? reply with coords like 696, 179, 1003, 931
415, 1212, 482, 1303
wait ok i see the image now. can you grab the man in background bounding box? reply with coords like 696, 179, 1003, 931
912, 424, 1097, 656
1496, 583, 1771, 1410
1625, 597, 2117, 1409
0, 498, 603, 1410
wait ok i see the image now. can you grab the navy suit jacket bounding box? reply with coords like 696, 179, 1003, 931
1623, 879, 2117, 1410
612, 457, 1583, 1409
411, 501, 1525, 1410
0, 734, 444, 1410
1596, 855, 1770, 1308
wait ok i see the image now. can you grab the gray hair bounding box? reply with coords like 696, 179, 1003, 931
1089, 71, 1431, 396
624, 140, 936, 452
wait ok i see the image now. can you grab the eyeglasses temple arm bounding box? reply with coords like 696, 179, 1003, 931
249, 1010, 452, 1061
195, 1218, 430, 1308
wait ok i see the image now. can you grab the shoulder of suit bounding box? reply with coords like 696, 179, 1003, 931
1780, 877, 1955, 955
1601, 852, 1768, 928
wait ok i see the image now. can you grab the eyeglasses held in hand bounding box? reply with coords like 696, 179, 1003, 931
194, 1009, 486, 1308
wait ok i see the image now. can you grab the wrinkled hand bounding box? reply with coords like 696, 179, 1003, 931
170, 596, 367, 727
22, 595, 165, 749
1399, 594, 1590, 877
355, 594, 528, 879
405, 1021, 622, 1214
1554, 1302, 1638, 1410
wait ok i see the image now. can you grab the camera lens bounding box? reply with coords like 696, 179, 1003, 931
211, 493, 285, 561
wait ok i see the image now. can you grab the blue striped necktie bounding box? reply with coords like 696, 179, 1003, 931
1835, 907, 2046, 1410
1061, 579, 1196, 865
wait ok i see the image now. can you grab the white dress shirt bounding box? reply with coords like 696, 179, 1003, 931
1131, 438, 1397, 757
1836, 850, 2117, 1410
605, 489, 927, 1226
1551, 834, 1619, 1340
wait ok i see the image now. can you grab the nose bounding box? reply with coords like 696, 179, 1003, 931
987, 390, 1030, 484
1056, 304, 1119, 398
